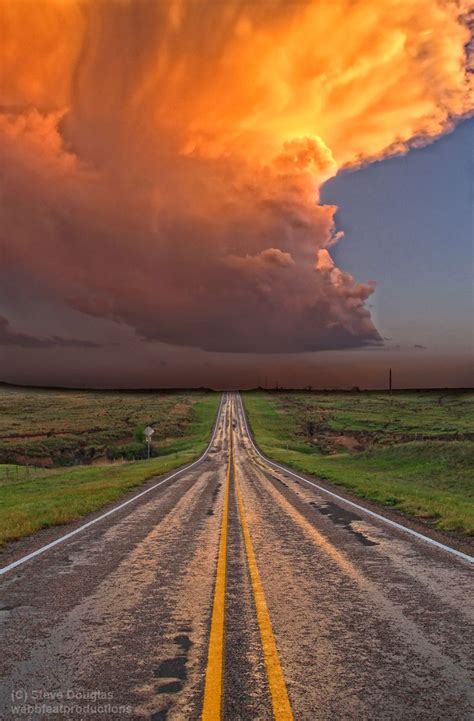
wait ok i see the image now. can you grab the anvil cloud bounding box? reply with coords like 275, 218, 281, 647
1, 0, 472, 354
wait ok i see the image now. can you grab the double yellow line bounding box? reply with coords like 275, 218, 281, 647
201, 403, 232, 719
202, 397, 293, 720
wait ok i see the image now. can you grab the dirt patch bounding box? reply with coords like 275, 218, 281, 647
330, 435, 362, 452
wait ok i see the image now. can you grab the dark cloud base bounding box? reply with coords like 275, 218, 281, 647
0, 316, 99, 349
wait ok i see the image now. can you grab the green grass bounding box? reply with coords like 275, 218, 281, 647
0, 386, 218, 465
243, 391, 474, 536
0, 394, 220, 547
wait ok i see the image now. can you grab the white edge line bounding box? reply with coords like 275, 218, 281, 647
0, 394, 226, 577
237, 393, 474, 565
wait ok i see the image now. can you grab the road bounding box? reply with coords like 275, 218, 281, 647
0, 393, 473, 720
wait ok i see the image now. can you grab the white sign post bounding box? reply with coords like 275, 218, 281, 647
144, 426, 155, 459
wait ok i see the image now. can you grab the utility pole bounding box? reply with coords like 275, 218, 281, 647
389, 367, 392, 394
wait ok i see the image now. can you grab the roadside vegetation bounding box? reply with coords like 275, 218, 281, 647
0, 390, 219, 547
243, 391, 474, 536
0, 386, 217, 466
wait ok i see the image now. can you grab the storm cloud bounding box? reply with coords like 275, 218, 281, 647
0, 315, 99, 349
1, 0, 472, 356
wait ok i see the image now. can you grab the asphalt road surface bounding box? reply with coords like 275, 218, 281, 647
1, 393, 473, 720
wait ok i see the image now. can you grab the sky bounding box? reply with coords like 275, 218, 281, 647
0, 0, 473, 389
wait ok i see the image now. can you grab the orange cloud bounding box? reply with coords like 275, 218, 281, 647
0, 0, 472, 353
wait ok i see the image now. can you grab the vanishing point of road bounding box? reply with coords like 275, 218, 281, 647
1, 393, 473, 720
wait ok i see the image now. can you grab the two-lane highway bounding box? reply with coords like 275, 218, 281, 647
1, 393, 473, 720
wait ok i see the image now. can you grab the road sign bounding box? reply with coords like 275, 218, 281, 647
144, 426, 155, 459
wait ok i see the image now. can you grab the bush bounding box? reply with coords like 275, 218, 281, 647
107, 442, 148, 461
134, 425, 146, 443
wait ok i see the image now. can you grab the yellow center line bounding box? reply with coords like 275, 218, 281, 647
233, 430, 294, 720
202, 395, 293, 720
202, 398, 232, 720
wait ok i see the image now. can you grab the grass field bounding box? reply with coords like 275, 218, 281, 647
0, 391, 219, 547
0, 386, 217, 466
243, 391, 474, 536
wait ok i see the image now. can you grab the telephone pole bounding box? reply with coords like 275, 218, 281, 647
389, 367, 392, 394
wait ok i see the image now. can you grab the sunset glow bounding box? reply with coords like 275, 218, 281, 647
0, 0, 472, 384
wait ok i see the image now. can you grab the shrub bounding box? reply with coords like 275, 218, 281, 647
134, 425, 146, 443
107, 442, 148, 461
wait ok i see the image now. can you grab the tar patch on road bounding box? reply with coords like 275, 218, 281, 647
155, 656, 187, 681
156, 681, 182, 694
174, 633, 192, 652
207, 482, 222, 516
151, 633, 194, 717
150, 708, 170, 720
310, 501, 378, 546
